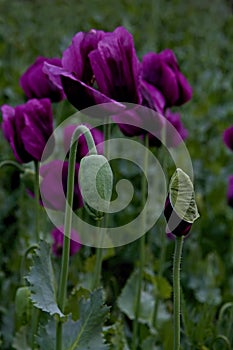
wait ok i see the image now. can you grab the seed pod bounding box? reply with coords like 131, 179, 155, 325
79, 155, 113, 220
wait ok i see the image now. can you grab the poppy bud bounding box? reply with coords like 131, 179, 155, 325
79, 155, 113, 220
164, 168, 199, 238
15, 286, 31, 331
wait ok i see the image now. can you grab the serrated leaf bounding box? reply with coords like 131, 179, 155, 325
65, 288, 110, 350
37, 289, 109, 350
65, 286, 90, 321
25, 240, 64, 317
117, 270, 154, 326
37, 318, 56, 350
103, 318, 130, 350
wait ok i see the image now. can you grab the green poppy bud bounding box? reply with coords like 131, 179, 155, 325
164, 168, 200, 237
15, 286, 31, 331
79, 155, 113, 220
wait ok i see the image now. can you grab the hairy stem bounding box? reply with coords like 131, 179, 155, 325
173, 236, 184, 350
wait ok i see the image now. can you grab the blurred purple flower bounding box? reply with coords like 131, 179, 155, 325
20, 57, 65, 102
142, 49, 192, 107
51, 226, 81, 257
63, 124, 104, 161
164, 196, 192, 239
227, 175, 233, 208
40, 160, 83, 211
223, 125, 233, 151
1, 98, 54, 163
44, 27, 141, 111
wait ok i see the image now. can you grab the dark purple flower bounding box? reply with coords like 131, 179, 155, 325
62, 29, 105, 84
142, 49, 192, 107
40, 160, 83, 211
20, 57, 65, 102
227, 175, 233, 208
164, 196, 192, 239
1, 98, 54, 163
51, 226, 81, 257
63, 124, 104, 161
223, 125, 233, 151
44, 27, 141, 111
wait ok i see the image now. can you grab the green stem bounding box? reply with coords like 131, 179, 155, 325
173, 236, 184, 350
56, 125, 97, 350
91, 220, 104, 289
132, 135, 149, 350
34, 161, 40, 241
30, 161, 40, 349
152, 221, 167, 328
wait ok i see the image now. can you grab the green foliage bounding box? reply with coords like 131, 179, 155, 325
25, 240, 64, 317
1, 0, 233, 348
117, 269, 155, 327
37, 289, 110, 350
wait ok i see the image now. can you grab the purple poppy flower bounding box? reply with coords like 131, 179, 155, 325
223, 125, 233, 151
164, 196, 192, 239
40, 160, 83, 211
1, 98, 54, 163
51, 226, 81, 257
227, 175, 233, 208
20, 57, 65, 102
44, 27, 141, 112
63, 124, 104, 161
142, 49, 192, 107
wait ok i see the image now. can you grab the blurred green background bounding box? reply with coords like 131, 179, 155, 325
0, 0, 233, 348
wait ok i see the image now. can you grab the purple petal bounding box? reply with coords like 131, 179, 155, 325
20, 56, 65, 102
1, 105, 32, 163
60, 72, 124, 113
89, 26, 141, 103
223, 125, 233, 151
176, 72, 192, 105
62, 29, 105, 84
140, 80, 166, 114
159, 49, 178, 70
20, 99, 54, 161
164, 196, 192, 237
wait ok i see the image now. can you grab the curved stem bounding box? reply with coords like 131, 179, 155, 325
0, 160, 25, 172
56, 125, 97, 350
132, 135, 149, 350
20, 245, 38, 284
173, 236, 184, 350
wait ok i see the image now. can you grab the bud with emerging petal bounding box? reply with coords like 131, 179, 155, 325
164, 168, 200, 238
